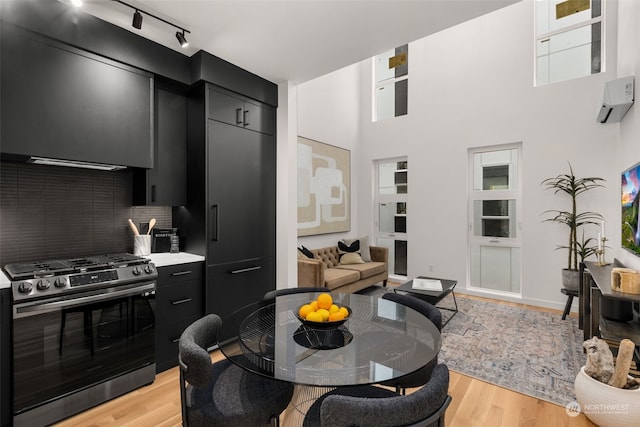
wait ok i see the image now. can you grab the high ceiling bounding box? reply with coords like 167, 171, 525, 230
80, 0, 519, 84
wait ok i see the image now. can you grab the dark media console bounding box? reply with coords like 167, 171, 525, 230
580, 260, 640, 363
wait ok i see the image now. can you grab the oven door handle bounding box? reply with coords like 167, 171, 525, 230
13, 283, 156, 318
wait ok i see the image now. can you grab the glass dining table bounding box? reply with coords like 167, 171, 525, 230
218, 292, 441, 424
219, 292, 440, 414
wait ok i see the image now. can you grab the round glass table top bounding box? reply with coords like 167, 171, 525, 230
218, 292, 441, 387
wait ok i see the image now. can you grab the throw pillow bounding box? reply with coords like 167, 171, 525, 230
298, 246, 314, 258
340, 252, 365, 265
342, 236, 371, 262
338, 240, 364, 264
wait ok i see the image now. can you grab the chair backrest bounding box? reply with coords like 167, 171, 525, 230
178, 314, 221, 388
320, 364, 451, 427
382, 292, 442, 330
263, 286, 328, 300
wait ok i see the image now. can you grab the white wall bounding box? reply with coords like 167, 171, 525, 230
295, 64, 362, 250
288, 0, 629, 310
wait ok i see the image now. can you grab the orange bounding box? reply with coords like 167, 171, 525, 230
310, 300, 319, 311
328, 311, 345, 322
317, 308, 330, 321
329, 304, 339, 314
298, 304, 313, 319
305, 311, 323, 322
317, 293, 333, 309
338, 307, 349, 318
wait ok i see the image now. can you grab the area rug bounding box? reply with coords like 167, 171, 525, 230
358, 285, 586, 407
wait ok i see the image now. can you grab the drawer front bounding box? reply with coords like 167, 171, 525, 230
157, 262, 203, 286
156, 280, 203, 321
156, 314, 200, 373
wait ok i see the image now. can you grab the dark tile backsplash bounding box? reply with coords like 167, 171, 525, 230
0, 161, 172, 265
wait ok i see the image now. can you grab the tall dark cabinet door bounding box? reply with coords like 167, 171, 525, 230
206, 120, 275, 264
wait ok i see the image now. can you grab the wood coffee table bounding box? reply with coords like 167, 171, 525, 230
395, 276, 458, 327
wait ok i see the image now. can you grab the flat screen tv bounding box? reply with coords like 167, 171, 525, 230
621, 161, 640, 256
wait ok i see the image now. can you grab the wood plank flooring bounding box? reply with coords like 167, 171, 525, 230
55, 293, 596, 427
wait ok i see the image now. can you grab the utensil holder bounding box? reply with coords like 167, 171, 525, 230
133, 235, 151, 256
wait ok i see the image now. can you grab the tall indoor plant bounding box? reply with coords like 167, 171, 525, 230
542, 163, 605, 290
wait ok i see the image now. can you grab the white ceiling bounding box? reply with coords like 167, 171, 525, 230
79, 0, 519, 84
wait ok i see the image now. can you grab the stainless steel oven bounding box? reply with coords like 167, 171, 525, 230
5, 254, 157, 427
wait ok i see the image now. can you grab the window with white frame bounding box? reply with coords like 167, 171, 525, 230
373, 45, 408, 121
536, 0, 602, 86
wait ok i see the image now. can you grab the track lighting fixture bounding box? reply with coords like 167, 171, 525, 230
114, 0, 191, 48
175, 30, 189, 48
132, 10, 143, 30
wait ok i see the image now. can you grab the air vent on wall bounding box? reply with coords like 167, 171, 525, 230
597, 76, 635, 123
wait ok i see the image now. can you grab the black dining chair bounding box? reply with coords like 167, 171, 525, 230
303, 363, 451, 427
380, 292, 443, 394
178, 314, 294, 427
263, 286, 328, 300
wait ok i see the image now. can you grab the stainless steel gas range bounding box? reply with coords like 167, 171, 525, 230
4, 253, 157, 427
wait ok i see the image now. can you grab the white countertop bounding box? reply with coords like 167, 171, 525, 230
144, 252, 205, 267
0, 252, 205, 290
0, 270, 9, 290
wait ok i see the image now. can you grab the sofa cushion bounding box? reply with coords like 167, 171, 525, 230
298, 245, 315, 258
324, 268, 361, 291
335, 262, 387, 279
340, 252, 364, 265
342, 236, 371, 262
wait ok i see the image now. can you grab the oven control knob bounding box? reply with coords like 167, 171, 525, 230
36, 279, 50, 290
18, 282, 33, 293
54, 278, 67, 288
132, 266, 141, 276
144, 265, 154, 274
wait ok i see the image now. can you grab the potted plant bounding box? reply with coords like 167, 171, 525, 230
541, 163, 605, 291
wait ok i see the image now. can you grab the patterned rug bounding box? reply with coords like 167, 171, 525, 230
358, 285, 586, 406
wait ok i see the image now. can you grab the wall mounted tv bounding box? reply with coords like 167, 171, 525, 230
621, 161, 640, 256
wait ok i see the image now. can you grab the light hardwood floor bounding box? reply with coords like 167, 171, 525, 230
56, 293, 596, 427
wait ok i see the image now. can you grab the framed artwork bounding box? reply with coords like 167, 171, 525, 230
297, 137, 350, 236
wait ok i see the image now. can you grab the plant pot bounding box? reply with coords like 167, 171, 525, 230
574, 366, 640, 427
562, 269, 580, 292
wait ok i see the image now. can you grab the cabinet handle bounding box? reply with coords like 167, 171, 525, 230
243, 110, 249, 127
171, 270, 192, 277
236, 108, 243, 125
171, 298, 193, 305
151, 185, 156, 203
230, 266, 262, 274
210, 205, 218, 241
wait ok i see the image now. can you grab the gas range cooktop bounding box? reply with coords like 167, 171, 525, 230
4, 253, 156, 302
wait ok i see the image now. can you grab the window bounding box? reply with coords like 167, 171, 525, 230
373, 45, 408, 121
375, 158, 408, 277
535, 0, 602, 86
468, 145, 522, 294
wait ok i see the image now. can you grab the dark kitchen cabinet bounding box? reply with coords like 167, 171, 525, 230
133, 80, 188, 206
208, 89, 275, 135
208, 258, 274, 342
155, 262, 204, 373
1, 25, 153, 168
176, 84, 276, 330
1, 289, 9, 427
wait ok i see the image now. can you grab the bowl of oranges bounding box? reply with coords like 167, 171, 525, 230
296, 293, 351, 329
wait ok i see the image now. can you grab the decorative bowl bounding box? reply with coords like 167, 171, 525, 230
295, 305, 352, 329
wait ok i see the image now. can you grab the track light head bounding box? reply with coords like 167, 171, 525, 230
176, 30, 189, 48
132, 10, 143, 29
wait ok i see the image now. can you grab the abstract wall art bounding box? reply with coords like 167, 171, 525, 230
297, 136, 350, 236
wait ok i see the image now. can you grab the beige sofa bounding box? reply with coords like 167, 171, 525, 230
297, 245, 388, 294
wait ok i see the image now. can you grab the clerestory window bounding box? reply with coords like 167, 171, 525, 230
535, 0, 602, 86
